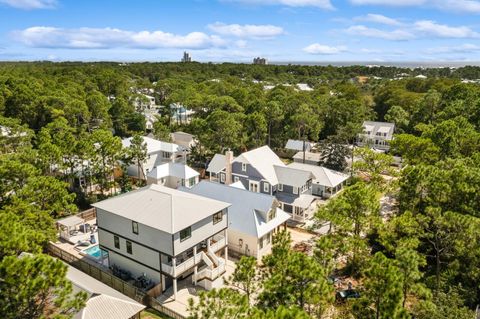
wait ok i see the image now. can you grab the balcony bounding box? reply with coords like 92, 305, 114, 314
209, 233, 226, 253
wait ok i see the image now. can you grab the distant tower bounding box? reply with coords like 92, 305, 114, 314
181, 51, 192, 62
253, 57, 267, 65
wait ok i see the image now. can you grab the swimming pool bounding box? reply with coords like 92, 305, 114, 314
83, 245, 106, 259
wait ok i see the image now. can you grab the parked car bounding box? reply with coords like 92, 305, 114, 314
335, 289, 360, 302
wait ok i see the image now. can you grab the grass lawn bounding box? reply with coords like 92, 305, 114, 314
141, 308, 173, 319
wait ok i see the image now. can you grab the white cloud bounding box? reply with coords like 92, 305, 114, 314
349, 0, 480, 13
414, 20, 479, 38
0, 0, 56, 9
303, 43, 347, 54
14, 26, 226, 49
207, 22, 284, 38
426, 43, 480, 54
354, 13, 401, 26
349, 0, 425, 5
223, 0, 334, 10
346, 25, 414, 40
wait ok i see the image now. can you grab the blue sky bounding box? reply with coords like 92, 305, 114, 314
1, 0, 480, 62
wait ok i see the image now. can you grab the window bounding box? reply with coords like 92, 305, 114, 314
132, 221, 139, 234
162, 151, 171, 159
180, 227, 191, 242
213, 212, 223, 225
293, 186, 299, 194
114, 235, 120, 249
220, 174, 225, 183
126, 241, 132, 254
266, 233, 271, 244
278, 184, 283, 191
259, 236, 264, 249
234, 176, 240, 183
263, 183, 270, 193
189, 177, 196, 186
242, 163, 247, 172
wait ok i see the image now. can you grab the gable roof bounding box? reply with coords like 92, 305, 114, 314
66, 264, 145, 319
206, 153, 226, 173
122, 136, 184, 154
274, 165, 314, 187
285, 139, 313, 152
147, 162, 199, 180
233, 146, 285, 185
92, 184, 230, 234
288, 162, 349, 187
361, 121, 395, 138
183, 181, 290, 238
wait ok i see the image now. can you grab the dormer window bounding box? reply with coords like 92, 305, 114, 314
242, 163, 247, 172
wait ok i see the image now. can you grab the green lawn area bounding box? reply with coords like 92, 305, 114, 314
141, 308, 173, 319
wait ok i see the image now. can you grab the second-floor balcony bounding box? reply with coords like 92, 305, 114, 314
161, 231, 226, 277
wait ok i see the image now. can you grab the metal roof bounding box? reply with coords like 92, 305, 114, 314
293, 151, 322, 162
274, 165, 314, 187
288, 162, 349, 188
183, 181, 290, 238
66, 264, 145, 319
92, 184, 230, 234
206, 153, 226, 173
147, 162, 199, 180
285, 139, 313, 152
234, 146, 286, 185
122, 136, 184, 154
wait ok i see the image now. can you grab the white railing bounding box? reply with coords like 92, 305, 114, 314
209, 235, 226, 252
162, 263, 173, 276
193, 262, 226, 282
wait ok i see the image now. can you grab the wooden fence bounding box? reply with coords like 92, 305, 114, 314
76, 208, 96, 221
48, 243, 186, 319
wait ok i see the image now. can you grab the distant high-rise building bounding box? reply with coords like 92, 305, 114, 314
253, 57, 267, 65
181, 51, 192, 62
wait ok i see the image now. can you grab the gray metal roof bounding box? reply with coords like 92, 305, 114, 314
293, 151, 322, 162
288, 162, 349, 188
234, 146, 285, 185
147, 162, 199, 180
285, 139, 313, 152
66, 264, 145, 319
92, 184, 230, 234
122, 136, 184, 154
206, 153, 226, 173
274, 165, 314, 187
183, 181, 290, 238
361, 121, 395, 139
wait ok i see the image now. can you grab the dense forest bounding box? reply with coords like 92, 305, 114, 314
1, 62, 480, 318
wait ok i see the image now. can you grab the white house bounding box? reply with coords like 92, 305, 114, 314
93, 184, 230, 300
146, 162, 199, 189
288, 162, 349, 198
121, 136, 187, 179
184, 181, 290, 260
357, 121, 395, 151
66, 263, 145, 319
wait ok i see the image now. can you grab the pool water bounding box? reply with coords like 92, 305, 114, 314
83, 245, 106, 259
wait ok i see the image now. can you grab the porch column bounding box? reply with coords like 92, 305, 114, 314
193, 246, 197, 264
172, 257, 177, 277
224, 229, 228, 261
194, 266, 198, 285
173, 278, 177, 300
